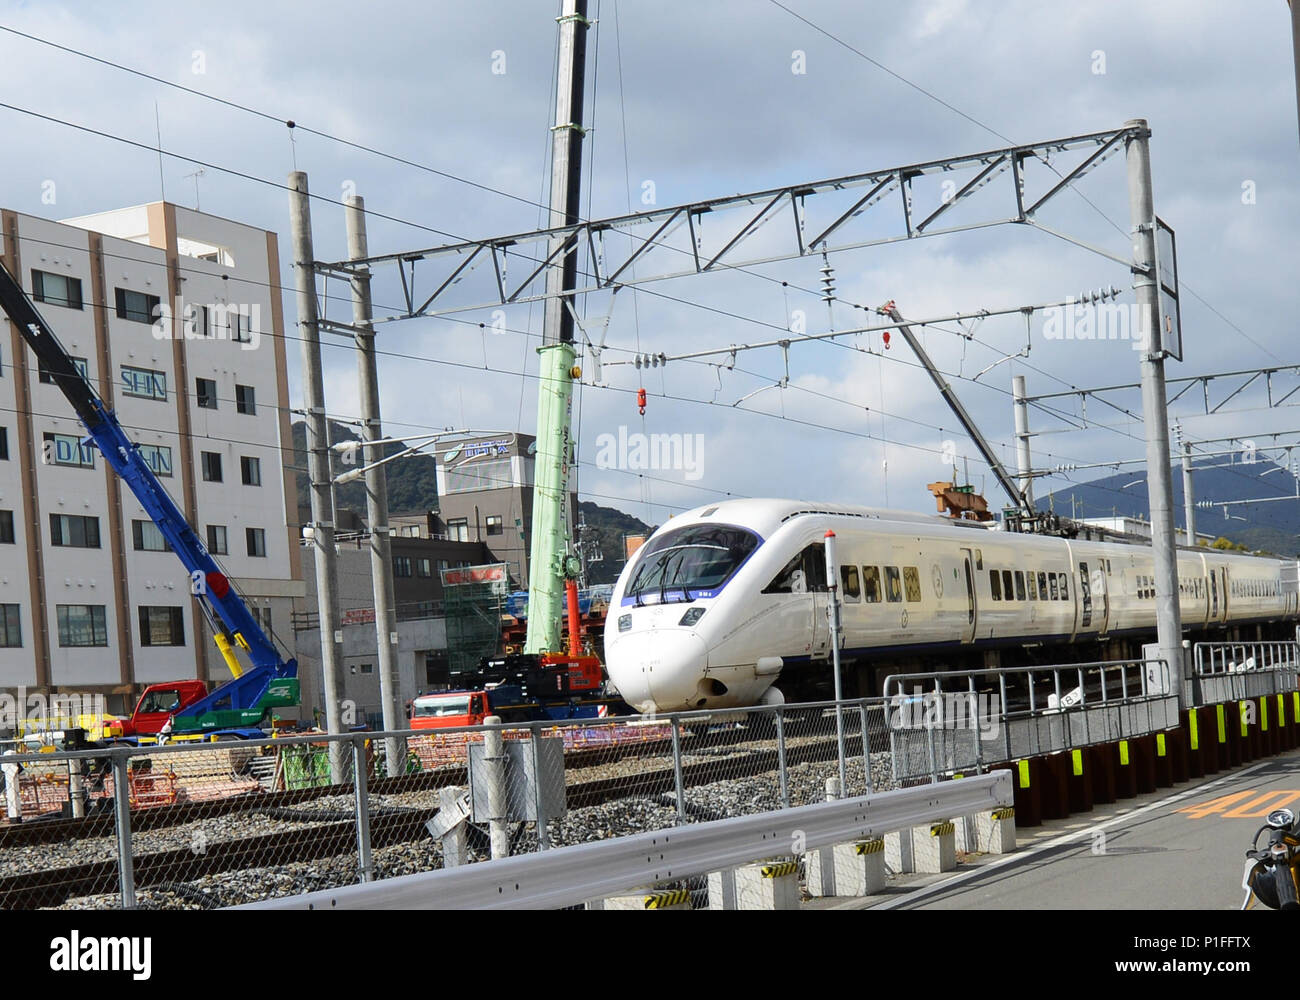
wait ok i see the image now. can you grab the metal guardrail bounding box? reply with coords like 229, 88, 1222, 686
883, 659, 1180, 781
234, 771, 1013, 910
1192, 641, 1300, 705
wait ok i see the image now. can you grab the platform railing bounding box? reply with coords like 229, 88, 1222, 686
882, 659, 1180, 782
1192, 640, 1300, 704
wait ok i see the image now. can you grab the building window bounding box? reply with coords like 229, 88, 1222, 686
138, 606, 184, 647
235, 384, 256, 414
206, 524, 228, 555
393, 556, 412, 578
231, 311, 252, 343
447, 518, 469, 542
131, 519, 170, 552
32, 270, 83, 310
416, 557, 432, 578
201, 451, 222, 482
0, 426, 8, 460
56, 604, 108, 647
0, 510, 13, 544
43, 432, 96, 468
358, 663, 373, 675
0, 604, 20, 647
240, 456, 261, 486
196, 377, 218, 410
138, 443, 173, 477
38, 356, 90, 385
114, 287, 160, 324
485, 515, 503, 536
50, 513, 101, 548
121, 365, 168, 401
246, 527, 266, 557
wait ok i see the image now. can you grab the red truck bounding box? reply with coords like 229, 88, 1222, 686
102, 680, 247, 742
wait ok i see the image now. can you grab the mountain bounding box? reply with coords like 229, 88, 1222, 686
290, 420, 440, 516
1037, 456, 1300, 557
579, 501, 655, 585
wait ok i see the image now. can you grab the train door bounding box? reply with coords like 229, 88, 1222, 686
805, 543, 830, 658
1220, 567, 1229, 623
1078, 560, 1096, 631
1093, 560, 1110, 635
960, 548, 977, 643
1209, 566, 1219, 621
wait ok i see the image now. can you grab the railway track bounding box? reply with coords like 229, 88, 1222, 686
1, 720, 868, 909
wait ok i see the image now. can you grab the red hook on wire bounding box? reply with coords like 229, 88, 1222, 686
637, 387, 647, 416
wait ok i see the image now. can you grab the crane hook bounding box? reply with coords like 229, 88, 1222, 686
637, 387, 647, 416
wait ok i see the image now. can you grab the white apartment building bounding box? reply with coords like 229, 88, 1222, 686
0, 202, 303, 708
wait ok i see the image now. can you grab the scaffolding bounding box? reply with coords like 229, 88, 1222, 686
441, 564, 508, 679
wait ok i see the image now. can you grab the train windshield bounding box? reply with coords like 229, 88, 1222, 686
624, 524, 760, 605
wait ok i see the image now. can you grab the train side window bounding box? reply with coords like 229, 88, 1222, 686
990, 570, 1002, 601
1058, 573, 1069, 600
841, 565, 861, 602
762, 543, 827, 594
1049, 574, 1059, 600
1038, 571, 1048, 599
1014, 571, 1026, 601
974, 549, 983, 570
1001, 570, 1014, 601
762, 551, 805, 594
1027, 571, 1038, 600
884, 566, 903, 603
863, 566, 882, 603
903, 566, 922, 603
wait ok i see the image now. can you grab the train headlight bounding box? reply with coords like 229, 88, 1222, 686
679, 607, 706, 627
618, 614, 632, 633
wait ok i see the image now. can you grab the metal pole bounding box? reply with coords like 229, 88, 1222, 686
823, 530, 848, 792
1013, 374, 1034, 508
1125, 119, 1185, 708
352, 736, 373, 882
1291, 0, 1300, 151
344, 194, 403, 779
112, 752, 135, 909
69, 757, 85, 819
2, 750, 21, 823
670, 717, 686, 824
288, 171, 347, 782
531, 724, 549, 851
482, 716, 511, 859
775, 708, 790, 808
1182, 442, 1196, 546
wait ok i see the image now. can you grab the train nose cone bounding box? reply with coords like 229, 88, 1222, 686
606, 628, 708, 714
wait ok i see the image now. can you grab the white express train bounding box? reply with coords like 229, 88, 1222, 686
603, 498, 1299, 714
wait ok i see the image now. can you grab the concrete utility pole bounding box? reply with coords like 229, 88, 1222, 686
345, 194, 404, 778
1181, 442, 1197, 546
524, 0, 590, 655
1012, 374, 1034, 507
1124, 120, 1185, 702
288, 172, 346, 781
1291, 0, 1300, 149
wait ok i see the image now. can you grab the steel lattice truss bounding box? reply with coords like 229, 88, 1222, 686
314, 125, 1144, 328
1024, 364, 1300, 431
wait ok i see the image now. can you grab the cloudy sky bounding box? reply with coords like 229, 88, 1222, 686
1, 0, 1296, 528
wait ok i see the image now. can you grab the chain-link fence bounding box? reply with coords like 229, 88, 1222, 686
0, 662, 1188, 909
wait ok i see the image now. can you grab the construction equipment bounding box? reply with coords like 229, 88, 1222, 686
0, 261, 298, 742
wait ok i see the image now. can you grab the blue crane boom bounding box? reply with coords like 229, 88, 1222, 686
0, 260, 297, 736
